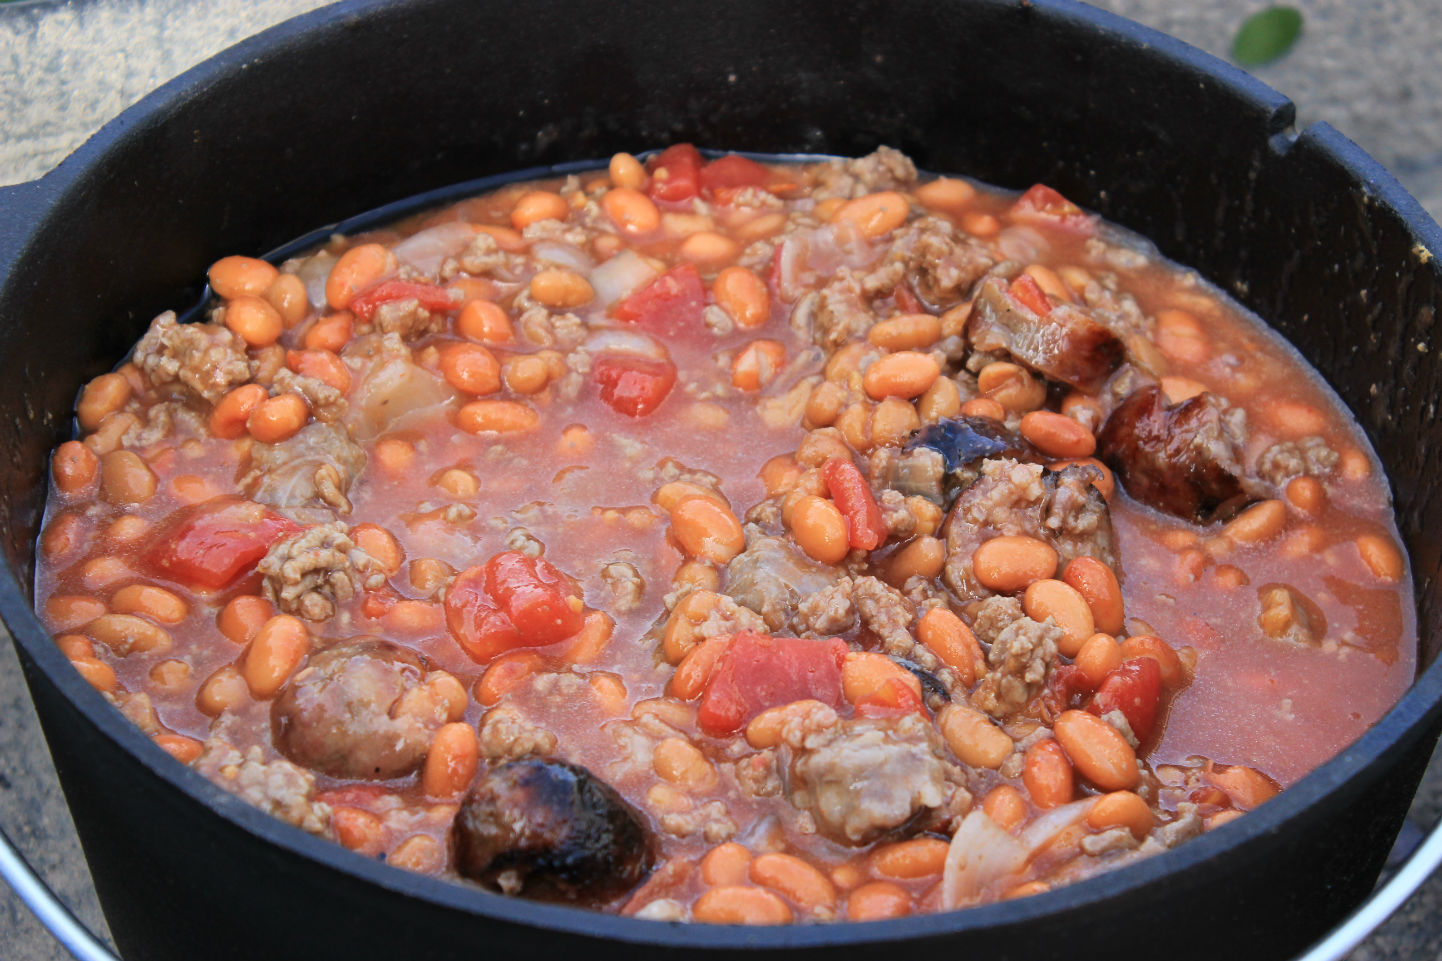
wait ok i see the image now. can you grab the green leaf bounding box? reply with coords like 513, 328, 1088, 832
1232, 6, 1304, 67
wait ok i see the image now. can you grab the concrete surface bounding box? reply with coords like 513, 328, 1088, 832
2, 1, 1441, 958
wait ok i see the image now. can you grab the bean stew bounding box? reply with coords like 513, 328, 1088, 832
34, 146, 1414, 924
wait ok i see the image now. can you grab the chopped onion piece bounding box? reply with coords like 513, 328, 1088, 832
941, 798, 1100, 910
530, 240, 595, 274
941, 810, 1028, 910
591, 250, 658, 308
1014, 797, 1099, 854
392, 222, 477, 275
583, 327, 667, 362
293, 250, 338, 310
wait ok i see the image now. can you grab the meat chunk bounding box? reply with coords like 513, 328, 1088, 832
456, 231, 528, 281
970, 613, 1061, 718
793, 575, 915, 655
796, 579, 859, 637
600, 561, 646, 613
967, 276, 1125, 392
452, 759, 654, 902
1258, 584, 1324, 646
895, 416, 1041, 506
259, 523, 384, 620
131, 312, 253, 405
853, 576, 917, 656
271, 639, 451, 779
787, 714, 948, 844
242, 422, 367, 514
724, 532, 840, 631
657, 801, 738, 843
797, 265, 899, 349
195, 739, 332, 836
1255, 435, 1339, 487
886, 216, 994, 309
810, 145, 918, 200
1097, 386, 1254, 521
271, 368, 347, 423
942, 459, 1117, 600
969, 595, 1025, 646
371, 298, 445, 340
121, 400, 206, 449
479, 705, 558, 762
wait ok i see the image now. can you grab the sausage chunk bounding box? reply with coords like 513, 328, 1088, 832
1097, 385, 1252, 521
967, 276, 1124, 392
724, 532, 840, 632
452, 759, 654, 902
787, 714, 948, 844
271, 639, 448, 779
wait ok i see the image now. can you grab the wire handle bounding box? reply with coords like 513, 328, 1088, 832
0, 824, 121, 961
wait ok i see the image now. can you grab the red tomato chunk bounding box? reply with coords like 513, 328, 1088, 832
699, 153, 772, 191
822, 458, 888, 551
445, 551, 584, 663
610, 263, 705, 337
697, 632, 848, 737
1088, 657, 1162, 739
349, 280, 457, 322
143, 498, 300, 590
646, 143, 703, 203
594, 354, 677, 417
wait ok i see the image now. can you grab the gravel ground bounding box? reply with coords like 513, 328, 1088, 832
1, 1, 1440, 959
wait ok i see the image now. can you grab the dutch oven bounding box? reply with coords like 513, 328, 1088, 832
2, 1, 1441, 958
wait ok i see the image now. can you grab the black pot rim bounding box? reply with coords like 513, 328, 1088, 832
3, 0, 1442, 949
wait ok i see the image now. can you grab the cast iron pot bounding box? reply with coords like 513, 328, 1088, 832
1, 1, 1440, 958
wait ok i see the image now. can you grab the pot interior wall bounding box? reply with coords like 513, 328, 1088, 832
0, 0, 1440, 959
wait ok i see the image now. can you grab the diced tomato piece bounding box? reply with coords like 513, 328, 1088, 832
610, 264, 706, 336
852, 678, 925, 718
822, 459, 889, 551
1009, 274, 1052, 316
1088, 657, 1162, 739
348, 280, 458, 322
484, 552, 582, 639
893, 283, 923, 314
444, 551, 584, 664
646, 143, 703, 203
697, 632, 847, 737
700, 154, 772, 192
1011, 184, 1095, 233
142, 497, 301, 591
593, 354, 677, 417
1041, 663, 1092, 718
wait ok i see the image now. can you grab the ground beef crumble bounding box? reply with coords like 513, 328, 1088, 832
1256, 435, 1339, 487
195, 739, 332, 837
132, 312, 253, 405
971, 611, 1061, 719
259, 523, 385, 620
479, 706, 558, 762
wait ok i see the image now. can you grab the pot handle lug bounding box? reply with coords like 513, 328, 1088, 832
0, 822, 120, 961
